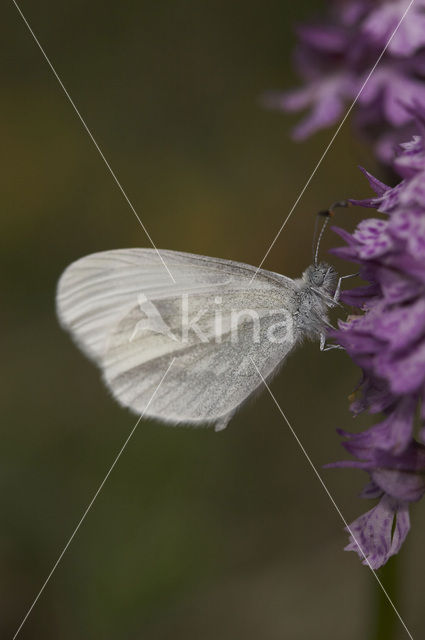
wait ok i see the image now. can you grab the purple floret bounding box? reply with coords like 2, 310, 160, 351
344, 495, 410, 569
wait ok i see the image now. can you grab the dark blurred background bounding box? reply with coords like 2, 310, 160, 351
2, 1, 424, 638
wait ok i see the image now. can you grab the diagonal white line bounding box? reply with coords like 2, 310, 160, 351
250, 357, 414, 640
11, 0, 176, 284
12, 358, 175, 640
250, 0, 416, 284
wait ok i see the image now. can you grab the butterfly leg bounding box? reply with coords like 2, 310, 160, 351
320, 273, 358, 350
320, 332, 344, 352
333, 273, 359, 303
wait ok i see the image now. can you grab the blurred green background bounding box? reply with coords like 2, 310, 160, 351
2, 1, 424, 638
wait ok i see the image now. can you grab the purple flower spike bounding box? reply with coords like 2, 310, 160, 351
269, 0, 425, 161
328, 109, 425, 567
275, 0, 425, 569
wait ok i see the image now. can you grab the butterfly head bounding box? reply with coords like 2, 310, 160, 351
303, 262, 338, 297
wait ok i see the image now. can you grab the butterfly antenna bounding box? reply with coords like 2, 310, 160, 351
311, 214, 321, 265
314, 216, 330, 266
313, 200, 350, 265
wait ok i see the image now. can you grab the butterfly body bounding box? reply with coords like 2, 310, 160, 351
293, 263, 338, 340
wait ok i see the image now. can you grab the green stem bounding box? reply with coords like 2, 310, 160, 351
371, 554, 400, 640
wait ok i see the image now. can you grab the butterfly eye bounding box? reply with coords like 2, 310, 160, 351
312, 271, 324, 286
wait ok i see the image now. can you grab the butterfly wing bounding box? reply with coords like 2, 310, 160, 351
57, 249, 298, 428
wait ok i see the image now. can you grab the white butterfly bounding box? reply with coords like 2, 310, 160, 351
56, 247, 343, 431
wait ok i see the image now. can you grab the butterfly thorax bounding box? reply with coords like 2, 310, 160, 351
293, 262, 338, 339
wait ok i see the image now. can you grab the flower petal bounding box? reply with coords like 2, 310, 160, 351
345, 495, 410, 569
